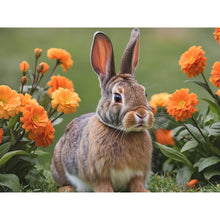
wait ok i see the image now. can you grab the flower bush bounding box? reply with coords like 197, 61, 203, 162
0, 48, 80, 191
152, 28, 220, 187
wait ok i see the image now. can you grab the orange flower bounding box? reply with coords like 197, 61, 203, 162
38, 62, 49, 74
18, 93, 38, 113
155, 129, 175, 146
47, 75, 74, 95
20, 61, 30, 73
0, 85, 21, 119
149, 93, 170, 113
179, 46, 207, 78
209, 61, 220, 88
20, 102, 49, 132
187, 179, 198, 188
0, 128, 3, 144
47, 48, 73, 72
34, 48, 42, 58
28, 120, 55, 148
166, 88, 199, 121
213, 28, 220, 44
51, 88, 81, 114
216, 90, 220, 96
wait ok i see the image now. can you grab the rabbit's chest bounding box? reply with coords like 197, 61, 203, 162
110, 166, 144, 191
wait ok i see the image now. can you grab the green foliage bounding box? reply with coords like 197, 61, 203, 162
0, 46, 77, 191
152, 30, 220, 187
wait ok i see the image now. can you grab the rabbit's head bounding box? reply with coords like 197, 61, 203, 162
91, 29, 154, 132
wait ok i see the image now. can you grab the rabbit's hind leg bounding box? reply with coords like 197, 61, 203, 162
58, 185, 75, 192
129, 176, 150, 192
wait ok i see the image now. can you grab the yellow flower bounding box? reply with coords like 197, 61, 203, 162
149, 92, 170, 113
51, 88, 81, 114
0, 85, 21, 119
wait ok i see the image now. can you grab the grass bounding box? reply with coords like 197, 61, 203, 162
17, 169, 220, 192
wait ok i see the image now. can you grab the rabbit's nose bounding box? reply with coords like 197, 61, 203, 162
135, 112, 147, 120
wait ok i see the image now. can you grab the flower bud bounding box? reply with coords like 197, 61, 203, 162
34, 48, 42, 58
20, 61, 29, 75
38, 62, 49, 75
21, 76, 27, 85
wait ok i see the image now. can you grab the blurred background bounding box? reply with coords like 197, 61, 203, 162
0, 28, 219, 168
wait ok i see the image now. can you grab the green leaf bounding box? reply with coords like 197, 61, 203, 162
0, 142, 11, 158
0, 173, 20, 192
0, 150, 30, 168
172, 126, 184, 137
34, 149, 48, 156
52, 117, 63, 126
7, 114, 20, 129
203, 98, 220, 116
154, 142, 193, 170
198, 156, 220, 172
10, 129, 17, 145
176, 166, 193, 186
181, 140, 198, 153
203, 170, 220, 180
162, 159, 175, 174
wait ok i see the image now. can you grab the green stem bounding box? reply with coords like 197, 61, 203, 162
191, 116, 207, 142
182, 122, 200, 144
201, 72, 220, 105
50, 112, 64, 123
42, 60, 59, 89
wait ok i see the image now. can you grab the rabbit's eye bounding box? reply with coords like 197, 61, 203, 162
114, 93, 122, 103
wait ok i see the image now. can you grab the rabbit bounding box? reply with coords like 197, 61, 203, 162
51, 28, 154, 192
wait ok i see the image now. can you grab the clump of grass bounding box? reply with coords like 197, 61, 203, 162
148, 173, 220, 192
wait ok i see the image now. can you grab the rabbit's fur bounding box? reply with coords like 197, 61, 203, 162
51, 29, 154, 192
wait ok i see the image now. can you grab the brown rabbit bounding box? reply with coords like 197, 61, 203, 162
51, 28, 154, 192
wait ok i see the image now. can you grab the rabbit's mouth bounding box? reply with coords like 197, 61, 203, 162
123, 108, 154, 132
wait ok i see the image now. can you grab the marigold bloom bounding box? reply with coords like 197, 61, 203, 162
47, 48, 73, 72
155, 129, 175, 146
149, 92, 170, 113
213, 28, 220, 44
18, 93, 38, 113
0, 85, 21, 119
216, 90, 220, 96
209, 61, 220, 88
28, 120, 55, 148
38, 62, 49, 75
34, 48, 42, 58
179, 46, 207, 78
0, 128, 3, 144
47, 75, 74, 95
166, 88, 199, 121
187, 179, 198, 188
51, 88, 81, 114
20, 61, 30, 73
20, 102, 49, 132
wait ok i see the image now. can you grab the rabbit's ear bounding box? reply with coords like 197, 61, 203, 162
119, 28, 140, 75
91, 32, 116, 85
